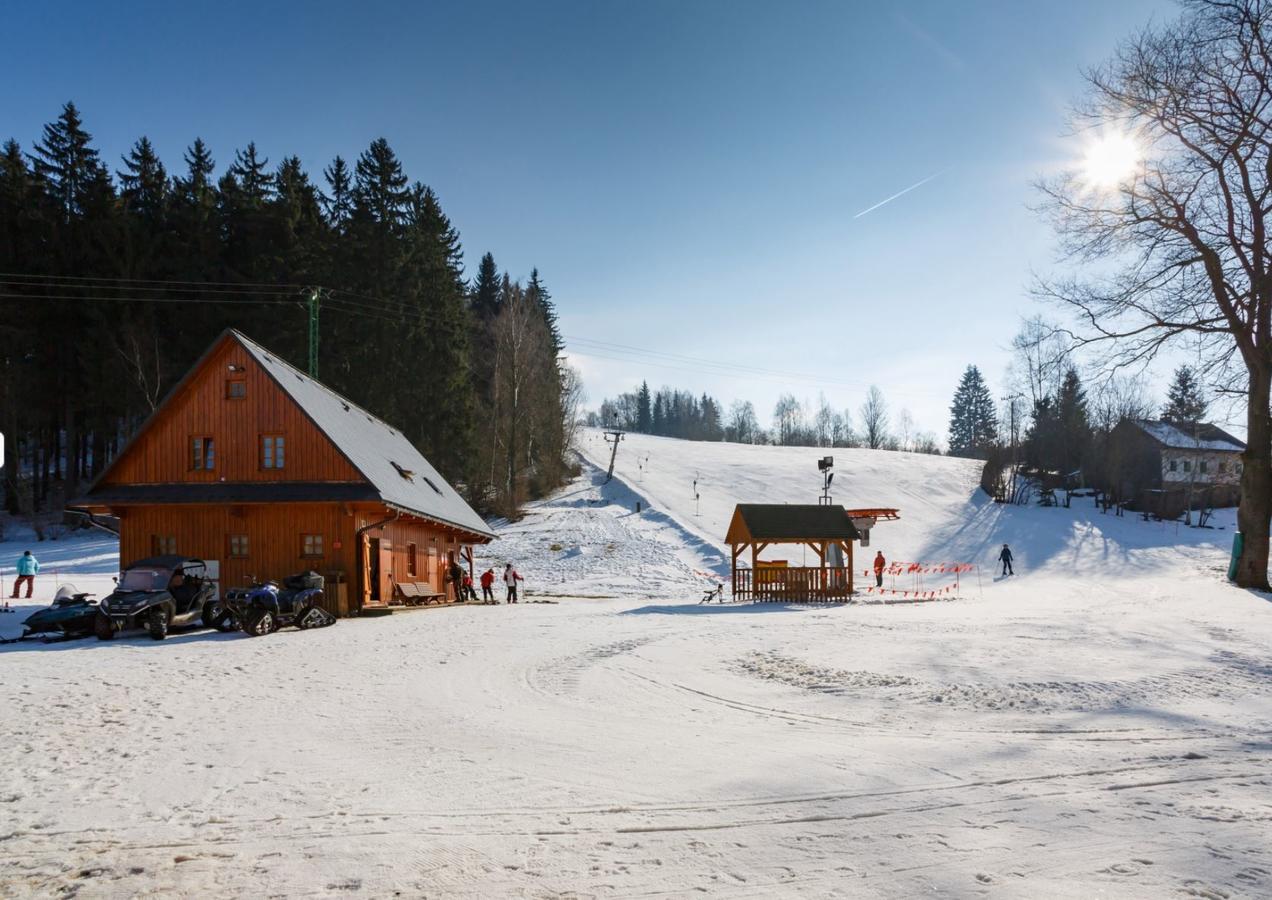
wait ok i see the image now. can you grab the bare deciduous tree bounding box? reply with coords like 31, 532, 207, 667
859, 385, 890, 450
1038, 0, 1272, 587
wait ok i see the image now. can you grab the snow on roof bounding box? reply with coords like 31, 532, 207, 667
234, 331, 495, 540
1133, 419, 1245, 453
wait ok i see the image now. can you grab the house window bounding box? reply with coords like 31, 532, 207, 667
1183, 460, 1192, 473
151, 535, 177, 555
1169, 458, 1178, 472
226, 379, 246, 399
262, 434, 286, 469
228, 534, 249, 558
302, 534, 324, 557
1199, 460, 1208, 474
407, 542, 418, 577
191, 436, 215, 470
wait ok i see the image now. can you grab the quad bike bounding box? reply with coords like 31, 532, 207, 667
221, 571, 336, 637
95, 556, 222, 641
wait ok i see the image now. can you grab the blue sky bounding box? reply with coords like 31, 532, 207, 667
2, 0, 1182, 440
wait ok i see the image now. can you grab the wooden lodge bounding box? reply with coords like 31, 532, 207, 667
72, 329, 495, 615
725, 504, 898, 602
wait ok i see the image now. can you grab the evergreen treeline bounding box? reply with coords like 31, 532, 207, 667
0, 102, 574, 521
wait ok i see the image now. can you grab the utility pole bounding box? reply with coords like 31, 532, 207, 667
307, 287, 321, 379
1003, 394, 1022, 503
603, 427, 625, 483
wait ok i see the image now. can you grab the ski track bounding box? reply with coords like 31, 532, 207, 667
1, 434, 1271, 897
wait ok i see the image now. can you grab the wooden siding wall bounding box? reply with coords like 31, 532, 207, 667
105, 338, 364, 485
118, 503, 356, 613
359, 515, 470, 603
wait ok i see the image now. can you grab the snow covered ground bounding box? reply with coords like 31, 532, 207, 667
1, 435, 1270, 898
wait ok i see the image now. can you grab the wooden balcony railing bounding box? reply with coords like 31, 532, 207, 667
732, 566, 854, 603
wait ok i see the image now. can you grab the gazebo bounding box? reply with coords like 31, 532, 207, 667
725, 504, 862, 602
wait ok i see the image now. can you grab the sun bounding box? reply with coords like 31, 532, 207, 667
1080, 132, 1141, 190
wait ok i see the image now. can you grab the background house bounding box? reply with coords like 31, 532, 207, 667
72, 329, 494, 614
1107, 419, 1245, 516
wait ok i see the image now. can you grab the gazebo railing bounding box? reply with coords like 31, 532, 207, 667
733, 567, 854, 603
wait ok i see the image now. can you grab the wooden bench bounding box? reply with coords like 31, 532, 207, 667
394, 582, 447, 606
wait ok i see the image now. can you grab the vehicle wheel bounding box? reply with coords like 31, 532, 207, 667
147, 607, 169, 640
213, 609, 238, 632
242, 609, 275, 637
201, 600, 224, 629
94, 613, 115, 641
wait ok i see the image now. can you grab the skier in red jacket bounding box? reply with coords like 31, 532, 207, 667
480, 568, 496, 604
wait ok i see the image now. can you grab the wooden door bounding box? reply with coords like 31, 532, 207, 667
379, 539, 394, 604
367, 537, 380, 604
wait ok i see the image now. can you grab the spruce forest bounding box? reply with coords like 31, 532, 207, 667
0, 103, 578, 521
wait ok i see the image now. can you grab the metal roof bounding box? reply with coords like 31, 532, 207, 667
726, 504, 862, 543
1132, 419, 1245, 453
233, 331, 495, 540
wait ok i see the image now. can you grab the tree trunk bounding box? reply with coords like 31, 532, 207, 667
1236, 364, 1271, 589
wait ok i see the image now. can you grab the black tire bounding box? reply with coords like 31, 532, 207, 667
94, 613, 115, 641
201, 600, 224, 629
147, 607, 169, 641
242, 609, 275, 637
213, 609, 238, 632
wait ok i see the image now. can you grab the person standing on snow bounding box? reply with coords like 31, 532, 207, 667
447, 555, 464, 603
10, 550, 39, 600
480, 568, 496, 604
999, 543, 1014, 576
873, 551, 887, 588
504, 563, 524, 603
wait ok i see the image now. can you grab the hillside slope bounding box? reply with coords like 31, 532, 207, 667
576, 428, 1240, 604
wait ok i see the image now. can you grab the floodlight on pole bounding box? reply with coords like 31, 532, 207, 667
817, 456, 834, 505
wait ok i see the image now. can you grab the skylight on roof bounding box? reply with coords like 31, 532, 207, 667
423, 476, 443, 496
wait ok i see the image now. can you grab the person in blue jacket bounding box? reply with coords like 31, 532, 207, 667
10, 550, 39, 599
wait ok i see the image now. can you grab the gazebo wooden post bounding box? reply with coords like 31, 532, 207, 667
847, 538, 855, 596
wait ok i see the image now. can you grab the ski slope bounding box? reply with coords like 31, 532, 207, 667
1, 439, 1270, 898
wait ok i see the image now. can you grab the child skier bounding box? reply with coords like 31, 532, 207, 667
999, 543, 1014, 576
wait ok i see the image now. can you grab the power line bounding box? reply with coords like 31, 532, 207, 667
0, 271, 306, 290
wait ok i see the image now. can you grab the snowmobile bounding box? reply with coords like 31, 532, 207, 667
10, 584, 102, 642
95, 556, 222, 641
221, 571, 336, 637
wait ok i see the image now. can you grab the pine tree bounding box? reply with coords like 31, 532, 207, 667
636, 381, 652, 433
320, 156, 353, 232
117, 136, 168, 220
948, 365, 999, 458
1055, 368, 1092, 478
28, 101, 104, 222
228, 141, 273, 204
353, 138, 409, 229
175, 138, 215, 201
1162, 365, 1208, 424
526, 267, 563, 357
470, 251, 501, 320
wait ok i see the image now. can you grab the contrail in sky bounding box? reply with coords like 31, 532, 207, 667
852, 170, 945, 219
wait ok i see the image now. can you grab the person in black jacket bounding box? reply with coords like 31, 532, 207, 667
999, 543, 1014, 576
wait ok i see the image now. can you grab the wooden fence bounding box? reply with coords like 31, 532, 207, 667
733, 566, 854, 603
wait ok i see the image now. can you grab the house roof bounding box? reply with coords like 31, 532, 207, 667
232, 331, 495, 540
77, 329, 495, 541
1132, 419, 1245, 453
725, 504, 862, 544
